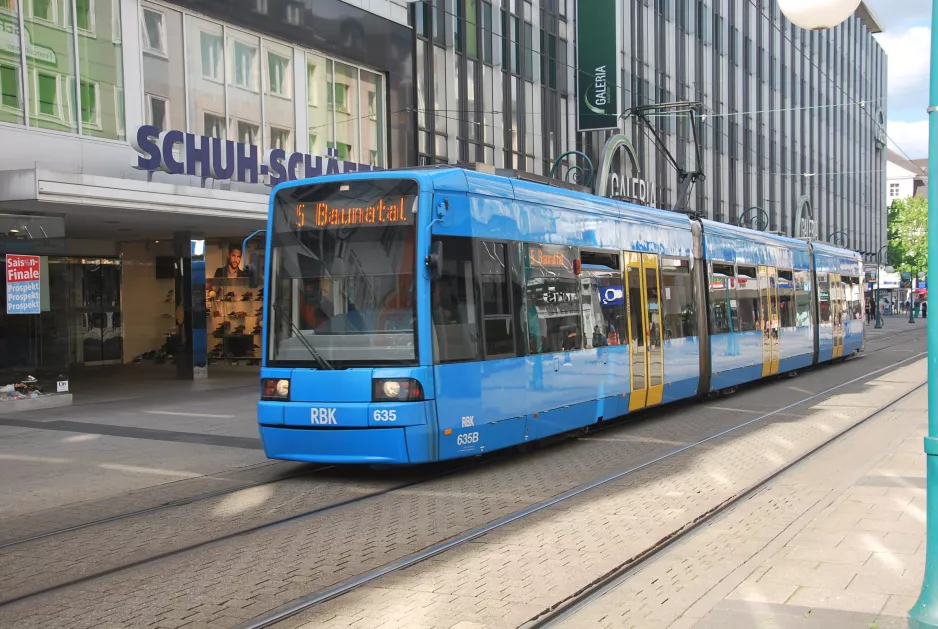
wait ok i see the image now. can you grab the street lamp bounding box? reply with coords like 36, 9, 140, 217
776, 0, 861, 30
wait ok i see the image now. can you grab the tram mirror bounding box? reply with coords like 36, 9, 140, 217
427, 240, 443, 280
247, 252, 261, 288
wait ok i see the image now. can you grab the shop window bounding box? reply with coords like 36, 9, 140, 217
146, 94, 168, 131
709, 262, 737, 335
431, 236, 480, 363
778, 270, 795, 328
307, 54, 334, 155
75, 0, 93, 32
661, 257, 697, 339
267, 52, 290, 97
1, 65, 19, 110
580, 250, 626, 348
200, 31, 223, 81
142, 9, 166, 54
232, 41, 259, 91
525, 243, 580, 354
79, 81, 99, 127
334, 62, 358, 164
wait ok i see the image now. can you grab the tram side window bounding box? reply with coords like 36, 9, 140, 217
736, 265, 761, 332
709, 262, 738, 334
661, 257, 697, 339
580, 250, 627, 348
431, 236, 481, 363
794, 269, 813, 327
477, 240, 518, 358
849, 277, 862, 319
525, 243, 581, 353
778, 270, 795, 328
818, 273, 831, 323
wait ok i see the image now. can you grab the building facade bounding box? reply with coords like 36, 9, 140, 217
886, 149, 928, 206
0, 0, 889, 403
413, 0, 888, 252
0, 0, 413, 403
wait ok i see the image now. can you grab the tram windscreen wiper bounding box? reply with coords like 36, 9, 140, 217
271, 302, 334, 370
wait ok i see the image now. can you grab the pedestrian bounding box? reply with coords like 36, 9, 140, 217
923, 300, 928, 319
865, 299, 873, 324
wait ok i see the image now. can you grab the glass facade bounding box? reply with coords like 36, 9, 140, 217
0, 0, 124, 137
140, 0, 387, 165
414, 0, 887, 253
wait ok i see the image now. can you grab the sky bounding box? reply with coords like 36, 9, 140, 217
864, 0, 931, 159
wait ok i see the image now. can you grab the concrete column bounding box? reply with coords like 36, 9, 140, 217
174, 232, 208, 380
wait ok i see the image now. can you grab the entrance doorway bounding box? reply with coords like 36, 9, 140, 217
68, 258, 123, 365
626, 252, 664, 411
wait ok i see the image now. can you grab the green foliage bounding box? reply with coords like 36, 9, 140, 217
887, 196, 928, 274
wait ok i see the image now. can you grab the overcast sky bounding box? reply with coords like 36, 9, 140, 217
864, 0, 931, 158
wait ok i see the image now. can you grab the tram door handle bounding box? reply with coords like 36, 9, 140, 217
553, 356, 561, 372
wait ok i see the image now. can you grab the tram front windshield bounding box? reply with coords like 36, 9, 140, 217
268, 179, 418, 366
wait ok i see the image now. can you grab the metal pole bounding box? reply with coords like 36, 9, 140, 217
875, 246, 884, 329
909, 0, 938, 624
912, 270, 918, 324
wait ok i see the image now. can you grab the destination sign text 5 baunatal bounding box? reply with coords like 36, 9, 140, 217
295, 198, 413, 229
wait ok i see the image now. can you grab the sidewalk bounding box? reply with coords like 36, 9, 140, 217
557, 376, 927, 628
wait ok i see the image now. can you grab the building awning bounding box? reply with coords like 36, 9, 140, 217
0, 168, 270, 239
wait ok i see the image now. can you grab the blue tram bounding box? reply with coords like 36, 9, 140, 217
256, 167, 864, 464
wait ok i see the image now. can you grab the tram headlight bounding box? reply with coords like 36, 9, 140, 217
373, 378, 424, 402
262, 378, 290, 400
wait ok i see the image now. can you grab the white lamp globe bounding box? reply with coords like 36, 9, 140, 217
777, 0, 861, 30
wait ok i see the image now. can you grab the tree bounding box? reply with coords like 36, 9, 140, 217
887, 195, 928, 275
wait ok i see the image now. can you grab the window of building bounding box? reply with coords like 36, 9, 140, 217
79, 81, 99, 127
267, 52, 290, 97
580, 250, 626, 348
142, 10, 166, 53
431, 236, 480, 363
661, 257, 697, 339
232, 41, 259, 91
889, 182, 900, 198
200, 32, 223, 81
477, 241, 518, 358
31, 0, 54, 22
146, 94, 168, 131
327, 141, 352, 161
525, 243, 581, 353
269, 126, 291, 150
709, 262, 738, 334
237, 120, 258, 145
1, 65, 20, 110
75, 0, 94, 32
36, 73, 59, 118
204, 112, 225, 139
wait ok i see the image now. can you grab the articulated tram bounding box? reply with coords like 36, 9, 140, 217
256, 167, 864, 464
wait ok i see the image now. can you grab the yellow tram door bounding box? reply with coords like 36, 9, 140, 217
758, 266, 781, 376
830, 273, 844, 358
626, 253, 665, 411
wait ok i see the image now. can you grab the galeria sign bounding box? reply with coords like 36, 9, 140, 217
131, 125, 382, 187
6, 255, 40, 315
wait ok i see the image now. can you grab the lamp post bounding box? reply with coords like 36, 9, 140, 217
739, 206, 770, 231
776, 2, 933, 625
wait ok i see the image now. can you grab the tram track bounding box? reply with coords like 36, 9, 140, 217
523, 380, 929, 629
0, 328, 923, 627
232, 343, 928, 629
1, 325, 915, 552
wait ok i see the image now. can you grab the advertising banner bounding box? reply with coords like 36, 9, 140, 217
6, 255, 40, 315
576, 0, 619, 131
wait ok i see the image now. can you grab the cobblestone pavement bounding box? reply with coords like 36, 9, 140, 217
276, 360, 926, 629
0, 325, 924, 628
555, 373, 927, 629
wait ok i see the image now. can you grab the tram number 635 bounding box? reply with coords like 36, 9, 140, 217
456, 432, 479, 446
373, 409, 397, 422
